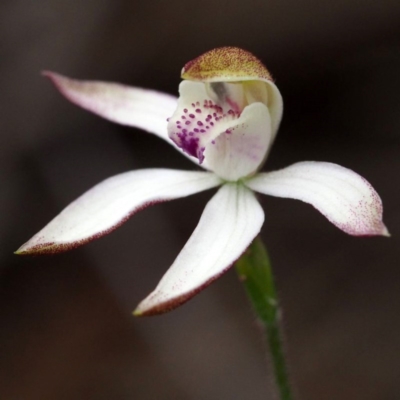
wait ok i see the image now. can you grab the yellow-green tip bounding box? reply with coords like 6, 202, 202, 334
181, 47, 273, 83
132, 308, 143, 317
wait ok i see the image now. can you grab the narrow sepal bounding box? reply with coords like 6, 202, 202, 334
43, 71, 177, 141
16, 170, 221, 255
134, 183, 264, 316
246, 161, 388, 236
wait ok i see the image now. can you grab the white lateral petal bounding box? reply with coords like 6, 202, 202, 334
44, 71, 176, 139
44, 71, 201, 157
17, 170, 221, 254
246, 161, 388, 236
135, 183, 264, 315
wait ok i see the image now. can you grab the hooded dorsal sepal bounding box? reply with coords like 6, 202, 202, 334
181, 47, 273, 83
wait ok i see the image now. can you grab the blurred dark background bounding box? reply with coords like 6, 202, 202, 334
1, 0, 399, 399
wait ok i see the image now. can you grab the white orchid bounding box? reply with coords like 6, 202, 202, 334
17, 47, 388, 316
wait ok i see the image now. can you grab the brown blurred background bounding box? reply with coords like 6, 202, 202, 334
1, 0, 400, 399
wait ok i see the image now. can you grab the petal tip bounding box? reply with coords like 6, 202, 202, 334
133, 296, 182, 317
41, 71, 74, 102
380, 224, 390, 237
348, 221, 390, 237
41, 70, 63, 84
132, 308, 143, 317
14, 242, 35, 255
41, 70, 53, 78
133, 287, 204, 316
14, 239, 75, 256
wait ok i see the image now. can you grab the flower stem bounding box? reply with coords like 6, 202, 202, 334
235, 237, 293, 400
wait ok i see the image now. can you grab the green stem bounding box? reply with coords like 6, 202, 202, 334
235, 237, 293, 400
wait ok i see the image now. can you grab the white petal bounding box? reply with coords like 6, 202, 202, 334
45, 72, 204, 166
16, 170, 221, 254
246, 161, 388, 236
134, 183, 264, 316
44, 71, 184, 146
168, 81, 272, 180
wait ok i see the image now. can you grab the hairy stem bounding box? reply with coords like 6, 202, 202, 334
235, 237, 293, 400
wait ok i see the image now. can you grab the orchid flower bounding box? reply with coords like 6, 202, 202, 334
16, 47, 388, 316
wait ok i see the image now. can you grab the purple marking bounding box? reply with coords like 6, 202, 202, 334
182, 137, 199, 158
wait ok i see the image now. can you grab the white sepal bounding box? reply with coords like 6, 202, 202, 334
43, 72, 199, 155
246, 161, 388, 236
17, 170, 221, 254
134, 183, 264, 315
